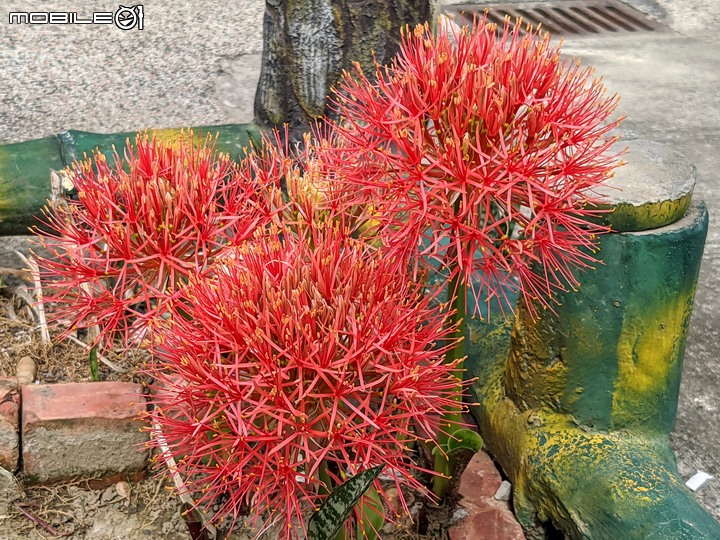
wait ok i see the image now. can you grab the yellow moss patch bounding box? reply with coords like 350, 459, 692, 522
611, 290, 693, 429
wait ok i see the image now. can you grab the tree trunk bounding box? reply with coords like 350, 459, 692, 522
254, 0, 439, 138
466, 140, 720, 539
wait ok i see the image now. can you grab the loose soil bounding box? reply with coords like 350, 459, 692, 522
0, 476, 190, 540
0, 272, 141, 384
0, 271, 450, 539
0, 273, 188, 540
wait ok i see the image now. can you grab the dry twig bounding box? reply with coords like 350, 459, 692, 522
9, 285, 36, 318
153, 421, 216, 540
13, 252, 51, 344
12, 502, 70, 538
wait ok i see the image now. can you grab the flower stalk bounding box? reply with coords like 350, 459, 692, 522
433, 273, 467, 498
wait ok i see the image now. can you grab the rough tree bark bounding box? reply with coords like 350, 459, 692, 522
254, 0, 439, 138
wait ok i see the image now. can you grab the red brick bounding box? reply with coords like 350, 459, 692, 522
22, 382, 149, 483
449, 451, 526, 540
0, 377, 19, 472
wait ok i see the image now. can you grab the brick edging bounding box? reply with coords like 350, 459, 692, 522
0, 377, 525, 538
0, 378, 148, 485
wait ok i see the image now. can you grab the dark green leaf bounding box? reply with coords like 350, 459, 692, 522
356, 486, 384, 540
318, 461, 333, 497
89, 346, 99, 382
307, 465, 384, 540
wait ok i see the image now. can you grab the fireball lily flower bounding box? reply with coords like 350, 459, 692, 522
323, 17, 623, 316
34, 132, 279, 352
144, 227, 463, 538
317, 16, 623, 498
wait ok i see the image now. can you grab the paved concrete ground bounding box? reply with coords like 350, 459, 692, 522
1, 0, 719, 523
0, 1, 266, 141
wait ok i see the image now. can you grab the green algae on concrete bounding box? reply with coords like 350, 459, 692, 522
0, 137, 65, 235
489, 405, 720, 540
466, 138, 720, 538
0, 124, 263, 235
467, 200, 720, 537
504, 204, 708, 435
58, 124, 263, 164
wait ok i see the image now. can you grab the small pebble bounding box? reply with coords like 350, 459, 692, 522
16, 355, 36, 385
494, 480, 512, 501
384, 487, 401, 512
101, 486, 118, 503
686, 471, 713, 492
116, 480, 132, 500
450, 506, 469, 526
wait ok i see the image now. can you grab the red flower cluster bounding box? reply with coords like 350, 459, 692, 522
32, 16, 625, 538
144, 227, 463, 538
323, 18, 623, 315
35, 132, 278, 352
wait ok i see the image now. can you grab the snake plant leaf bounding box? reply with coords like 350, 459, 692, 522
307, 465, 384, 540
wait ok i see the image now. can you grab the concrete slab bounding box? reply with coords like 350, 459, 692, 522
0, 0, 266, 143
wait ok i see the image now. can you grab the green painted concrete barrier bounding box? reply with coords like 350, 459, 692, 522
0, 136, 65, 236
467, 140, 720, 538
0, 123, 262, 235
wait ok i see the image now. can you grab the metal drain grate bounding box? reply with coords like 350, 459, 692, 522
445, 1, 667, 37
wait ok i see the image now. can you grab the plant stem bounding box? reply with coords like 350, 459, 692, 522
356, 485, 383, 540
446, 271, 468, 389
318, 460, 333, 494
89, 345, 100, 382
432, 271, 467, 498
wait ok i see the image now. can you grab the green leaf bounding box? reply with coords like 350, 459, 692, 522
356, 486, 384, 540
307, 465, 384, 540
431, 428, 483, 458
446, 428, 483, 454
89, 346, 99, 382
318, 461, 333, 497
